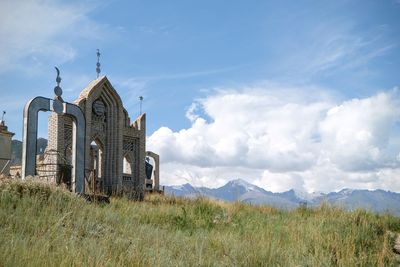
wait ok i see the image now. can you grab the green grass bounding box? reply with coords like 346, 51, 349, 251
0, 179, 399, 266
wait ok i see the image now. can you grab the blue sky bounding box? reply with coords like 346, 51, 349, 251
1, 0, 400, 192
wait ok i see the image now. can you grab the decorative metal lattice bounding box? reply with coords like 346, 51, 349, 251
36, 149, 72, 187
64, 124, 72, 148
123, 136, 138, 152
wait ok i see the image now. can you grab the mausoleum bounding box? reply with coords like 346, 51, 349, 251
46, 76, 147, 195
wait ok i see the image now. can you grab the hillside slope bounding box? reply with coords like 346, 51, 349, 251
1, 179, 399, 266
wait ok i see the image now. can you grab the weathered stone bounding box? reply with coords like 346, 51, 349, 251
21, 81, 86, 194
16, 71, 161, 198
47, 76, 147, 196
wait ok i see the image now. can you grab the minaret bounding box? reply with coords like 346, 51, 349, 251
0, 111, 15, 177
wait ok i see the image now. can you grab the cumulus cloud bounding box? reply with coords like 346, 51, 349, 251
148, 84, 400, 192
320, 92, 400, 171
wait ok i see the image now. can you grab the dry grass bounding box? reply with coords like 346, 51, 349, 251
0, 179, 399, 266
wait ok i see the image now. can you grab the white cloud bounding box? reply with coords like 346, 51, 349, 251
0, 0, 105, 73
256, 171, 306, 193
148, 85, 400, 192
320, 92, 400, 171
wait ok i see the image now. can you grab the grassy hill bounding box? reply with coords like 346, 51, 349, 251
0, 179, 399, 266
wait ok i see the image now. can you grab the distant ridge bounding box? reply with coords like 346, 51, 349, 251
11, 138, 47, 166
164, 178, 400, 216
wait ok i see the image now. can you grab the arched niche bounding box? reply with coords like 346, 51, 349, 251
90, 138, 104, 180
145, 151, 160, 191
75, 77, 125, 194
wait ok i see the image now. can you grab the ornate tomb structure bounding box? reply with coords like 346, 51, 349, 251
0, 116, 15, 177
22, 68, 86, 193
47, 76, 146, 196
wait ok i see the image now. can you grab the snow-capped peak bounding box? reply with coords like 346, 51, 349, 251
294, 189, 324, 201
227, 179, 262, 192
170, 183, 193, 191
338, 188, 354, 195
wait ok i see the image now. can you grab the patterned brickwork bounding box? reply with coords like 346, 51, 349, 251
47, 76, 146, 196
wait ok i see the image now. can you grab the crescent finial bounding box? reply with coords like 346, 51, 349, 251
55, 66, 61, 85
54, 66, 62, 98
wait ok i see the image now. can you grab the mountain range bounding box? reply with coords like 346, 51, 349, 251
164, 179, 400, 216
10, 139, 400, 216
11, 138, 47, 166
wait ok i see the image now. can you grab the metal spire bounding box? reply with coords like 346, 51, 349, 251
0, 111, 5, 126
96, 49, 101, 78
139, 96, 143, 115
